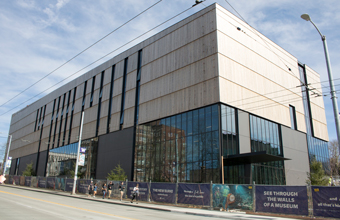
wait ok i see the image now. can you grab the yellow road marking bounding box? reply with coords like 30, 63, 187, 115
0, 190, 138, 220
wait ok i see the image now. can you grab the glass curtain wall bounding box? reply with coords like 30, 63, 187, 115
46, 138, 98, 179
221, 104, 242, 184
134, 104, 220, 183
249, 115, 285, 185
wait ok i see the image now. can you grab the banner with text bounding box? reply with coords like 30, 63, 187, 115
24, 176, 31, 187
78, 180, 91, 194
177, 183, 210, 206
46, 177, 55, 189
65, 178, 74, 192
150, 183, 176, 203
213, 184, 253, 210
38, 177, 46, 188
312, 186, 340, 218
127, 182, 149, 201
256, 186, 308, 215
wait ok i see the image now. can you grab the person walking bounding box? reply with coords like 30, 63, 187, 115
93, 183, 98, 197
102, 183, 107, 199
88, 181, 94, 197
130, 184, 139, 204
119, 182, 125, 201
108, 181, 114, 199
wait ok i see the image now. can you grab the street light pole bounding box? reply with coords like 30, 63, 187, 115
72, 111, 84, 195
301, 14, 340, 151
2, 135, 12, 175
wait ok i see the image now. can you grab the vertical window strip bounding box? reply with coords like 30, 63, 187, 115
107, 65, 115, 134
47, 99, 56, 150
52, 97, 61, 149
289, 105, 297, 130
37, 107, 43, 130
34, 109, 39, 132
90, 76, 96, 107
120, 57, 128, 130
82, 81, 87, 112
96, 71, 105, 137
134, 50, 142, 125
57, 94, 66, 148
62, 90, 71, 145
68, 87, 77, 145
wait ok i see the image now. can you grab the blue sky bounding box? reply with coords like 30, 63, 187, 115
0, 0, 339, 159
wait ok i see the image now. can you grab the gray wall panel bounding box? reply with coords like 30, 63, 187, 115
238, 110, 251, 154
97, 127, 135, 180
281, 126, 309, 185
17, 153, 37, 176
37, 150, 48, 177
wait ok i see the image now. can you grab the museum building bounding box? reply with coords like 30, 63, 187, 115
7, 3, 330, 185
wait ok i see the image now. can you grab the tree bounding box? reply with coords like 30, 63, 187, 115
329, 140, 340, 177
107, 164, 127, 181
22, 162, 36, 176
306, 158, 329, 186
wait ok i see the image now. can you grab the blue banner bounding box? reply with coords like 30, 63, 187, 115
256, 186, 308, 216
150, 183, 176, 203
38, 177, 46, 188
312, 186, 340, 218
46, 177, 55, 189
127, 182, 149, 201
213, 184, 253, 210
65, 178, 74, 192
177, 183, 210, 206
78, 180, 91, 194
24, 177, 31, 187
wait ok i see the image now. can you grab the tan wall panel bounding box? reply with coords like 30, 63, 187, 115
98, 117, 108, 136
82, 121, 96, 140
109, 112, 120, 132
123, 107, 135, 129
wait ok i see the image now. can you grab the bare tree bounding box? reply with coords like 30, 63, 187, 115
329, 140, 340, 177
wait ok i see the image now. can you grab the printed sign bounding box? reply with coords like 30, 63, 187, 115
177, 183, 210, 206
78, 153, 85, 166
213, 184, 253, 210
127, 182, 149, 201
150, 183, 176, 203
256, 186, 308, 216
38, 177, 46, 188
65, 178, 74, 192
312, 186, 340, 218
46, 177, 55, 189
78, 180, 91, 194
24, 176, 31, 187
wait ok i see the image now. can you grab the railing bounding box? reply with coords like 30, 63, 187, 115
3, 175, 340, 219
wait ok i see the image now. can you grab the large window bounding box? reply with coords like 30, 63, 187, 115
46, 138, 98, 179
250, 115, 285, 185
134, 104, 220, 183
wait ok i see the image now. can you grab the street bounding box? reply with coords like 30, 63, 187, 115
0, 186, 229, 220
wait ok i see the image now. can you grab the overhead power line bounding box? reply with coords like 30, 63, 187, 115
0, 4, 196, 117
0, 0, 163, 109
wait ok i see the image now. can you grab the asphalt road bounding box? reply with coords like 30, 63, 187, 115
0, 186, 229, 220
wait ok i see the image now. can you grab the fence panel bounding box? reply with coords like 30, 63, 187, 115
127, 182, 149, 201
46, 177, 55, 189
177, 183, 210, 206
78, 179, 91, 194
55, 177, 65, 191
64, 178, 74, 191
24, 176, 31, 187
150, 182, 176, 204
212, 184, 253, 211
255, 185, 308, 216
38, 177, 47, 188
312, 186, 340, 218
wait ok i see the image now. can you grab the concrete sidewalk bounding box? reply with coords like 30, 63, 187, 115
0, 184, 315, 220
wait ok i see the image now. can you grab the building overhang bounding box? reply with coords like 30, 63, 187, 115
223, 151, 290, 166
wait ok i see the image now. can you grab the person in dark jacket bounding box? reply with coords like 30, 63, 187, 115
108, 181, 114, 199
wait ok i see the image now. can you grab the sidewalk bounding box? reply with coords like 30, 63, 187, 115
0, 184, 320, 220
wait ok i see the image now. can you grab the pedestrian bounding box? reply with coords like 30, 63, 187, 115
102, 183, 107, 199
88, 181, 94, 197
119, 181, 125, 201
131, 183, 139, 204
93, 183, 98, 197
108, 181, 114, 199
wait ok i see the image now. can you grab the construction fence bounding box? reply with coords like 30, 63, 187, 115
4, 175, 340, 219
